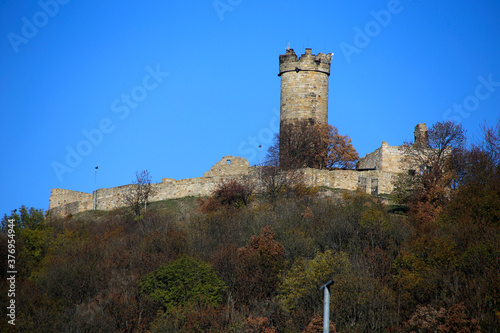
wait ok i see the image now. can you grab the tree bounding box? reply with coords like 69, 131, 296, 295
139, 255, 226, 311
480, 118, 500, 165
404, 303, 481, 333
302, 314, 337, 333
277, 121, 358, 170
1, 206, 50, 279
394, 121, 466, 222
327, 126, 359, 169
1, 205, 45, 232
260, 163, 304, 203
279, 250, 350, 314
123, 170, 156, 219
399, 121, 465, 179
235, 225, 285, 305
262, 134, 318, 203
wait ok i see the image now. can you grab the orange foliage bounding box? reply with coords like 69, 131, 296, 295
235, 225, 285, 305
277, 120, 358, 170
302, 314, 337, 333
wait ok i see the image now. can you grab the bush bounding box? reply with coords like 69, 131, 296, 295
139, 255, 226, 311
199, 179, 255, 213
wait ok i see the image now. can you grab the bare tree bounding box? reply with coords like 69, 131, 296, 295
124, 170, 156, 219
395, 121, 466, 205
480, 118, 500, 165
399, 121, 466, 176
262, 135, 306, 202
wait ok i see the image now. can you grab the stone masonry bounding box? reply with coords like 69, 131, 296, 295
357, 124, 429, 174
414, 123, 429, 148
279, 48, 332, 126
49, 155, 252, 216
357, 141, 405, 174
203, 155, 251, 177
49, 146, 416, 217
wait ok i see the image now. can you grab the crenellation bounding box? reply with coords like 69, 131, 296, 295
279, 48, 332, 76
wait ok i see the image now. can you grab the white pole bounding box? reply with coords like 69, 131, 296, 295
319, 280, 334, 333
94, 166, 98, 210
259, 145, 262, 192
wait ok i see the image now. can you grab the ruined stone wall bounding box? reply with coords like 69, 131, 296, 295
48, 156, 401, 217
49, 188, 93, 210
357, 142, 405, 174
414, 123, 429, 148
203, 155, 251, 177
48, 156, 256, 216
300, 168, 397, 195
357, 170, 398, 194
95, 184, 134, 211
380, 143, 405, 173
357, 145, 384, 171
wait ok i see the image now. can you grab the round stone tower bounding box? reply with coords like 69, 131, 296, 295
278, 48, 332, 127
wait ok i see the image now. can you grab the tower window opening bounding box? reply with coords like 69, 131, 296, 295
227, 159, 231, 165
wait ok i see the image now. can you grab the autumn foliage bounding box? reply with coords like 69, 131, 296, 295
1, 120, 499, 332
199, 178, 255, 212
277, 120, 358, 170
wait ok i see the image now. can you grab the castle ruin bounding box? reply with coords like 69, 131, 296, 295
49, 48, 425, 216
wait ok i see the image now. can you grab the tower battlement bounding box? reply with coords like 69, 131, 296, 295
279, 48, 332, 76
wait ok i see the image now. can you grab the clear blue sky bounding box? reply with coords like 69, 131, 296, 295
1, 0, 499, 217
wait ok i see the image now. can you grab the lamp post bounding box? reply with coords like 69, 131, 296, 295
258, 145, 262, 192
94, 166, 98, 210
319, 280, 334, 333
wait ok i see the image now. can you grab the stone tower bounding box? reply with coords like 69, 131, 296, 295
413, 123, 429, 148
278, 48, 332, 127
278, 48, 332, 166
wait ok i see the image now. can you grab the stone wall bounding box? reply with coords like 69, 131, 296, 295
95, 184, 134, 211
203, 155, 251, 177
414, 123, 429, 148
48, 156, 401, 217
357, 142, 405, 174
49, 188, 93, 210
48, 200, 93, 217
48, 156, 256, 216
300, 168, 397, 195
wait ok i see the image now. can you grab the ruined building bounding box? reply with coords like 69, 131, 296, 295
49, 48, 425, 216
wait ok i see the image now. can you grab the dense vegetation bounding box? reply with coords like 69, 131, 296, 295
1, 121, 498, 332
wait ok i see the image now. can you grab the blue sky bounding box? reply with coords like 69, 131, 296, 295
1, 0, 499, 217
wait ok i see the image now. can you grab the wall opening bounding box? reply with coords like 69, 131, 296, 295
226, 159, 231, 165
358, 177, 367, 193
371, 178, 378, 195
